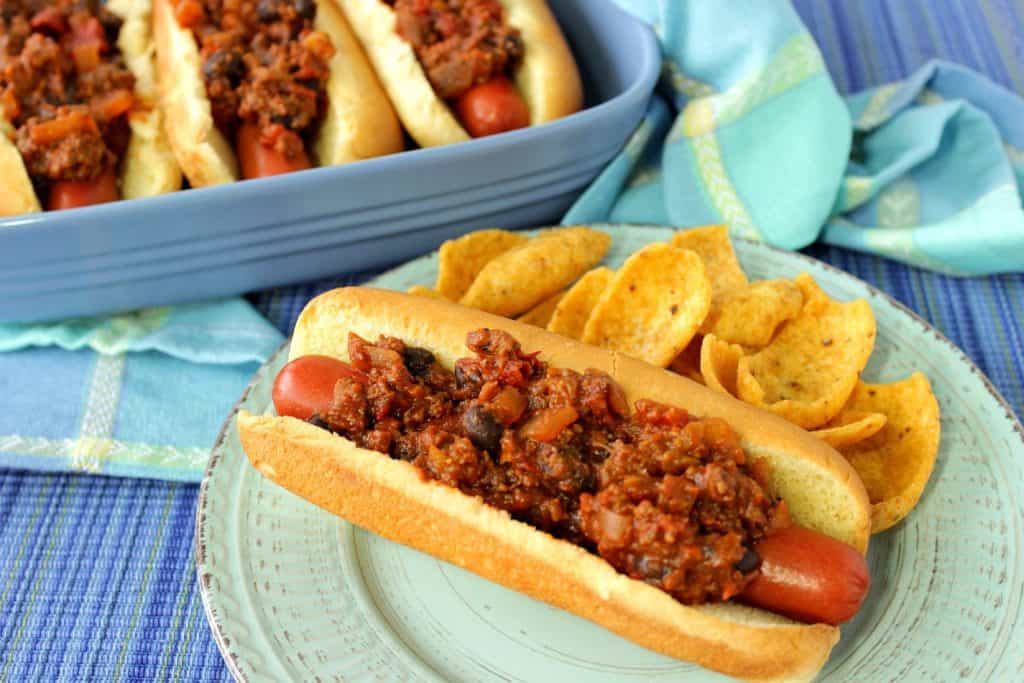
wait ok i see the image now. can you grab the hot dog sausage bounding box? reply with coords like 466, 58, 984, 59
454, 77, 530, 138
272, 354, 367, 422
742, 525, 870, 625
272, 353, 871, 626
47, 167, 120, 211
236, 122, 312, 180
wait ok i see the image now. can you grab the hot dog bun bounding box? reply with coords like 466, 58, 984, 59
109, 0, 183, 200
334, 0, 583, 148
0, 0, 181, 217
152, 0, 403, 188
237, 287, 872, 682
0, 120, 39, 215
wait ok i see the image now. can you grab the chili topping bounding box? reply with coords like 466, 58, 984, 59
0, 0, 134, 187
310, 329, 789, 605
384, 0, 523, 101
172, 0, 335, 159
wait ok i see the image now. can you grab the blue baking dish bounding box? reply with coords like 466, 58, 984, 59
0, 0, 659, 322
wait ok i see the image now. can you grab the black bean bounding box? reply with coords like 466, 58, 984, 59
257, 0, 280, 21
203, 49, 245, 84
734, 548, 761, 573
294, 0, 316, 21
270, 112, 294, 128
503, 32, 524, 59
463, 404, 503, 454
402, 346, 435, 377
100, 14, 122, 46
306, 414, 331, 431
454, 363, 476, 390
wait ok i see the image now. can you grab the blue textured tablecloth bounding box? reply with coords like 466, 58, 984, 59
2, 2, 1023, 680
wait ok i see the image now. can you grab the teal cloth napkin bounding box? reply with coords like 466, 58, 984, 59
0, 300, 283, 481
565, 1, 1024, 275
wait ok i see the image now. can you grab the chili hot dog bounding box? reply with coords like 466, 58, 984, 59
238, 287, 873, 682
153, 0, 403, 185
335, 0, 583, 146
0, 0, 181, 215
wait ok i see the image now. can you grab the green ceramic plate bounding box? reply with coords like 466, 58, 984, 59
197, 226, 1024, 682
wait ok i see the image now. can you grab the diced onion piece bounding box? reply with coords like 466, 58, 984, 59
301, 31, 336, 60
72, 43, 102, 73
596, 507, 631, 546
488, 386, 527, 425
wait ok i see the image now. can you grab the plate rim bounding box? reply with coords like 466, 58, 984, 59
194, 224, 1024, 682
194, 340, 290, 683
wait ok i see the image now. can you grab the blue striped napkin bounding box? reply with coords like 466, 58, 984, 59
0, 300, 282, 481
566, 1, 1024, 276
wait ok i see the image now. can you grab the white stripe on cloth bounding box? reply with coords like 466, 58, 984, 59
72, 353, 126, 473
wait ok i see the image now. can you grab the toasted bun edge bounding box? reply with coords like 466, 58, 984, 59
0, 127, 40, 217
152, 0, 238, 187
314, 0, 406, 163
108, 0, 183, 198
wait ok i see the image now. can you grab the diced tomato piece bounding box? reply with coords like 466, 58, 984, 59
488, 386, 527, 425
174, 0, 205, 28
70, 16, 108, 52
519, 406, 579, 442
30, 7, 68, 35
1, 88, 20, 121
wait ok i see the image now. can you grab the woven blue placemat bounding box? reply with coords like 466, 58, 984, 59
1, 2, 1023, 680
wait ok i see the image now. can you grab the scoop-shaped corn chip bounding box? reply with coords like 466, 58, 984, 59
582, 244, 711, 367
517, 291, 565, 327
546, 267, 614, 340
735, 274, 876, 429
702, 279, 803, 347
700, 334, 744, 397
811, 410, 887, 449
435, 229, 528, 300
670, 225, 748, 306
407, 285, 447, 299
460, 227, 610, 316
837, 373, 940, 532
669, 335, 705, 384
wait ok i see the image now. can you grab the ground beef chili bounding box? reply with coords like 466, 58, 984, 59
0, 0, 134, 188
384, 0, 523, 100
172, 0, 335, 158
311, 328, 789, 605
